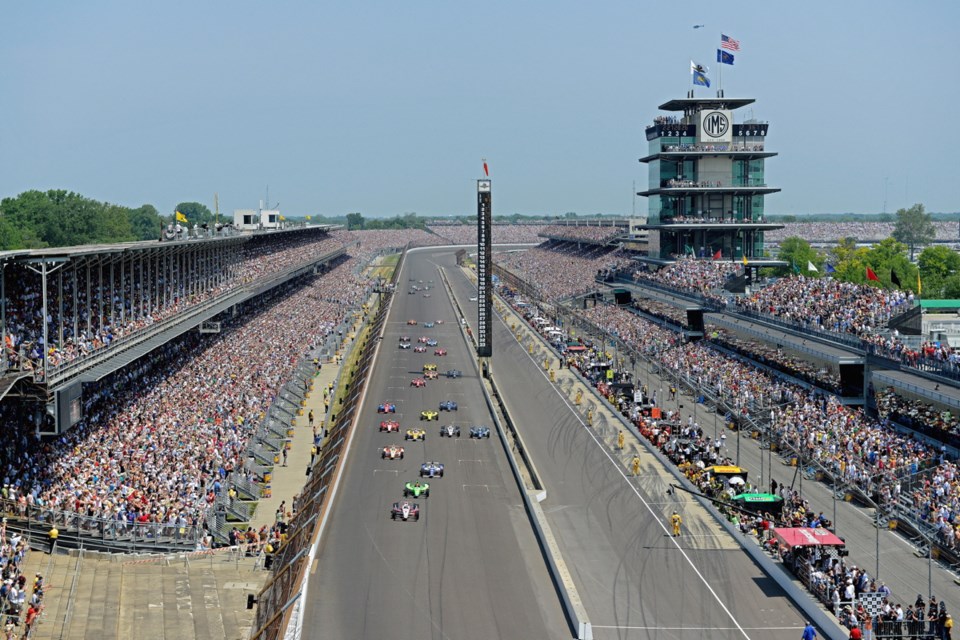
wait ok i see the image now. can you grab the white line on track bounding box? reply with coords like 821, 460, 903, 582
592, 625, 802, 631
502, 308, 754, 640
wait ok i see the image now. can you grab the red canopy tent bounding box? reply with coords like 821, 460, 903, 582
773, 527, 844, 550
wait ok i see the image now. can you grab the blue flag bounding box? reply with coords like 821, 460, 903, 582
825, 263, 836, 274
691, 60, 710, 87
717, 49, 734, 65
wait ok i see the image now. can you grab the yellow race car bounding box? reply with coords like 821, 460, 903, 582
405, 428, 427, 441
420, 410, 439, 421
423, 363, 438, 373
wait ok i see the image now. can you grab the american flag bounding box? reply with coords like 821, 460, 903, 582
721, 34, 740, 51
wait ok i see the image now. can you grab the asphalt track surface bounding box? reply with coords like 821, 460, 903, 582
304, 249, 569, 640
442, 255, 812, 639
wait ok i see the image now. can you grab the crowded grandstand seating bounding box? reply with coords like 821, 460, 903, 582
3, 231, 346, 373
493, 241, 631, 301
633, 257, 739, 301
344, 228, 445, 250
426, 224, 545, 245
766, 221, 959, 244
0, 249, 376, 540
706, 325, 843, 394
629, 298, 690, 327
735, 275, 914, 337
537, 224, 624, 245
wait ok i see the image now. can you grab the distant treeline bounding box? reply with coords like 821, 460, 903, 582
0, 190, 222, 251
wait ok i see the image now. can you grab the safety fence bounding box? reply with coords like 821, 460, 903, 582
248, 247, 405, 640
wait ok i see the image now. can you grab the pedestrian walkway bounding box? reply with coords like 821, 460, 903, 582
247, 296, 370, 531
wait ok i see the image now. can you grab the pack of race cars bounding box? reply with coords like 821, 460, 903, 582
381, 313, 491, 523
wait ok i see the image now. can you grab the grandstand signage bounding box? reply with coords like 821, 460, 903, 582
699, 109, 732, 143
477, 179, 492, 357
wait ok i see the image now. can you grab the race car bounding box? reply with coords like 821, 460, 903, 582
391, 501, 420, 521
377, 402, 397, 414
420, 410, 439, 421
418, 336, 429, 343
423, 363, 438, 372
470, 426, 491, 439
440, 425, 460, 438
379, 420, 400, 433
445, 369, 462, 379
434, 348, 447, 356
399, 336, 411, 342
405, 428, 427, 441
411, 377, 427, 388
426, 339, 439, 347
399, 342, 412, 350
403, 480, 430, 498
408, 289, 416, 295
439, 400, 458, 412
423, 369, 439, 380
407, 319, 417, 325
382, 444, 405, 459
420, 461, 445, 477
423, 293, 431, 298
436, 319, 444, 324
413, 345, 427, 353
423, 322, 435, 328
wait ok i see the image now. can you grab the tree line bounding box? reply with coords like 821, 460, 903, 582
0, 191, 217, 251
773, 204, 960, 297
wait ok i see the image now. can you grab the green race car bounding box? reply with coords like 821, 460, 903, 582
404, 481, 430, 498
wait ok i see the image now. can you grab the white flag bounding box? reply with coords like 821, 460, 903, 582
808, 261, 818, 272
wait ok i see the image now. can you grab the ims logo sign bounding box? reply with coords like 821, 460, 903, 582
699, 109, 732, 143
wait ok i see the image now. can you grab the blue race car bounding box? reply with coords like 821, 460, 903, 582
470, 426, 491, 439
439, 400, 458, 412
423, 322, 435, 328
426, 339, 439, 347
420, 461, 445, 478
378, 402, 397, 414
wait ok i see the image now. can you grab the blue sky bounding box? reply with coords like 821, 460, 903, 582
2, 1, 957, 218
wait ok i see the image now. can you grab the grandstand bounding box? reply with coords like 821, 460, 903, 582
0, 228, 430, 553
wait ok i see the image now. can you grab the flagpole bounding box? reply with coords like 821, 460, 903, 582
718, 36, 722, 95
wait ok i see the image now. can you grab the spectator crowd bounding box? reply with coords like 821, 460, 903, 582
3, 229, 346, 373
0, 246, 378, 542
427, 224, 545, 245
736, 275, 914, 337
537, 224, 625, 245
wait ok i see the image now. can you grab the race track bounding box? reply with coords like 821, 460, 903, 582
303, 248, 569, 640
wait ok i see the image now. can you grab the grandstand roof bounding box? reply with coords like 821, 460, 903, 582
658, 97, 755, 112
